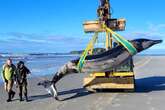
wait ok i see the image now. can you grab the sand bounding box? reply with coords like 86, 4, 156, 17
0, 56, 165, 110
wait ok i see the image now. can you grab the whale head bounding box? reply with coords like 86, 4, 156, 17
131, 39, 163, 52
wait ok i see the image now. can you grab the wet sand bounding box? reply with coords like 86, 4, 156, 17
0, 56, 165, 110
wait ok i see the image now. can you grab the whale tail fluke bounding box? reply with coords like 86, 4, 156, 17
37, 80, 59, 100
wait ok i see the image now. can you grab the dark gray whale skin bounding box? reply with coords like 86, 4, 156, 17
72, 39, 163, 73
38, 39, 162, 98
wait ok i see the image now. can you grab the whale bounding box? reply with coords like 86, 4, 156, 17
38, 39, 162, 100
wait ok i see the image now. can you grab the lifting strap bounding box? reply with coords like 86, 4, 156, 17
77, 32, 98, 71
77, 23, 137, 71
102, 24, 137, 55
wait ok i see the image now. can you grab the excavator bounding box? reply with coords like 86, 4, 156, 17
38, 0, 162, 99
79, 0, 136, 92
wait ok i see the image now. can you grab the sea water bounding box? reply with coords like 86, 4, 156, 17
0, 54, 79, 83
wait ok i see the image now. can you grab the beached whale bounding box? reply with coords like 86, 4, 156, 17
38, 39, 162, 100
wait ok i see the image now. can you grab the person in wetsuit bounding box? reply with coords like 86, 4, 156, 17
2, 58, 16, 102
16, 61, 31, 102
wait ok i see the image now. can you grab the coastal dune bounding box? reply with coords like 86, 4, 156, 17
0, 56, 165, 110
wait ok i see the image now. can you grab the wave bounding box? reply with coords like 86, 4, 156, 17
0, 53, 79, 60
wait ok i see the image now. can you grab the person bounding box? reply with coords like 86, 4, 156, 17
16, 61, 31, 102
1, 58, 16, 102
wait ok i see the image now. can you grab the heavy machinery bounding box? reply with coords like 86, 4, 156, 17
78, 0, 136, 92
37, 0, 163, 99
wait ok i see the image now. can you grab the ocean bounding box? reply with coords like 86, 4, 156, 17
1, 53, 164, 83
0, 54, 79, 83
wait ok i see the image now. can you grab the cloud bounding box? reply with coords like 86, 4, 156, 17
0, 32, 50, 43
0, 32, 89, 44
1, 23, 164, 53
123, 23, 165, 50
148, 23, 165, 32
0, 32, 89, 53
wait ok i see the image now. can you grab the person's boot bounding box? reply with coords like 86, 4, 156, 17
6, 91, 12, 102
19, 93, 23, 102
11, 91, 15, 99
24, 93, 29, 102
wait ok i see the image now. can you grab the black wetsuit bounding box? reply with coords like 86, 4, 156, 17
16, 66, 30, 101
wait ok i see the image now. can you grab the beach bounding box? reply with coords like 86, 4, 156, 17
0, 55, 165, 110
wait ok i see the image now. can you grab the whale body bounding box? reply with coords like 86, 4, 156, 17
38, 39, 162, 99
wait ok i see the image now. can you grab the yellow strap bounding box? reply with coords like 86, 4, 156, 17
102, 24, 137, 55
77, 32, 98, 71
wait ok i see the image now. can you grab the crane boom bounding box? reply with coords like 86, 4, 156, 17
97, 0, 111, 23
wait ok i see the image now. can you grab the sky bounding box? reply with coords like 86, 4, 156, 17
0, 0, 165, 54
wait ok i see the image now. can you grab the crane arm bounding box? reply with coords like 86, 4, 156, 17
99, 0, 109, 7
